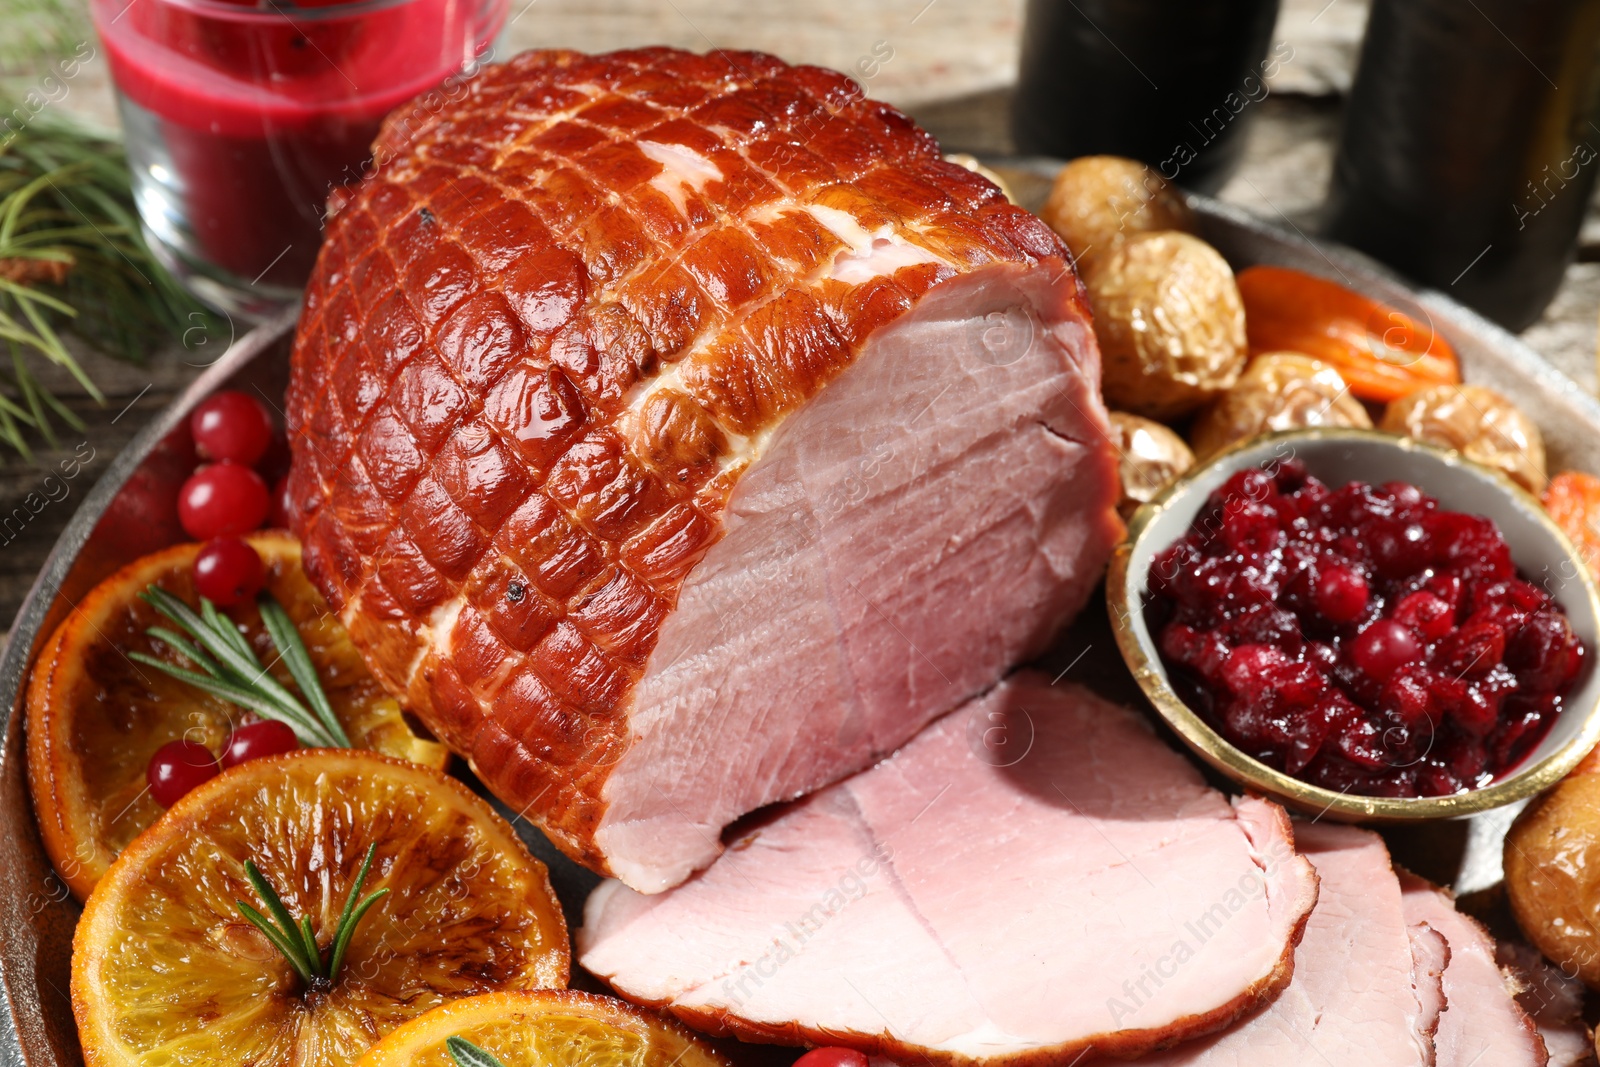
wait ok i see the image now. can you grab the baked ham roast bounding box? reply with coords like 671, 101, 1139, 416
285, 48, 1121, 890
579, 675, 1320, 1063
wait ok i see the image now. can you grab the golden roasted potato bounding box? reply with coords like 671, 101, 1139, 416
1088, 231, 1248, 420
1380, 384, 1547, 493
1505, 772, 1600, 988
1190, 352, 1373, 459
944, 153, 1018, 205
1039, 155, 1193, 270
1108, 412, 1195, 519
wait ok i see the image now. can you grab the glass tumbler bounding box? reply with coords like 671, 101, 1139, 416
92, 0, 507, 318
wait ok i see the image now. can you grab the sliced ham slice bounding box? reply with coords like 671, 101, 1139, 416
1136, 823, 1445, 1066
579, 674, 1318, 1064
1401, 877, 1548, 1066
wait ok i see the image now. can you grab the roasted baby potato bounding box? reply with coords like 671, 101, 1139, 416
1088, 231, 1247, 420
1190, 352, 1373, 459
1506, 773, 1600, 989
1380, 384, 1547, 493
1040, 155, 1193, 270
1108, 412, 1196, 519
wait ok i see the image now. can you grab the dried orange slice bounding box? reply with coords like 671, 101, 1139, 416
355, 990, 728, 1067
27, 530, 448, 900
72, 749, 569, 1067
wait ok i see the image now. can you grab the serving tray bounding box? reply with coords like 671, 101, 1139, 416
3, 188, 1598, 1065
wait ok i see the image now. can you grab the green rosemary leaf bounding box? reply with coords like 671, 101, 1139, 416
298, 914, 324, 979
125, 651, 325, 740
0, 112, 222, 455
258, 593, 349, 747
327, 887, 387, 985
446, 1037, 510, 1067
140, 588, 328, 740
144, 626, 223, 678
243, 859, 305, 953
236, 900, 315, 986
325, 842, 382, 982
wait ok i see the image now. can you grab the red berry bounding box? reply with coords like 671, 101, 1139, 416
221, 719, 300, 768
194, 537, 264, 606
1349, 620, 1422, 679
1314, 565, 1369, 624
191, 390, 274, 466
178, 462, 269, 539
793, 1049, 869, 1067
147, 739, 220, 807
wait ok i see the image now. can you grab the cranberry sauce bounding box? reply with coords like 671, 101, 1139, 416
1147, 460, 1586, 797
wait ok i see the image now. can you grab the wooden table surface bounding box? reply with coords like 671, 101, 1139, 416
2, 0, 1597, 624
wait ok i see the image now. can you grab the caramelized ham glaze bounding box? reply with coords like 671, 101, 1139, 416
286, 48, 1121, 890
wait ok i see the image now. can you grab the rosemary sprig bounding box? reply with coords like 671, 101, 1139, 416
236, 842, 388, 987
447, 1037, 510, 1067
0, 114, 222, 455
127, 586, 351, 748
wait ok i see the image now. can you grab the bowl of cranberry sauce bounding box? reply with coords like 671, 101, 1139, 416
1108, 428, 1600, 821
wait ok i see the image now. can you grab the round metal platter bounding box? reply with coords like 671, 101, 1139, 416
2, 179, 1597, 1065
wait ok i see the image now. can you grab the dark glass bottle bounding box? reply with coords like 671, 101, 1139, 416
1325, 0, 1600, 331
1011, 0, 1285, 193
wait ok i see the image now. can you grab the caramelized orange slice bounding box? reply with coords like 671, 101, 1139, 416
27, 530, 448, 900
72, 749, 569, 1067
356, 990, 728, 1067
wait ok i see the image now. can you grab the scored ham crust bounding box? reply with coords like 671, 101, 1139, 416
285, 47, 1122, 889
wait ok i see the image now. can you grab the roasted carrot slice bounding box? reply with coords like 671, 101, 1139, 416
1236, 265, 1461, 403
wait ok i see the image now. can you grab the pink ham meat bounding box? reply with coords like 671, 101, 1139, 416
579, 674, 1319, 1064
1137, 824, 1447, 1066
1402, 878, 1549, 1066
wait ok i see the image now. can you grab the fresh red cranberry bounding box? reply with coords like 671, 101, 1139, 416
793, 1050, 869, 1067
1314, 565, 1369, 624
194, 538, 264, 607
221, 720, 300, 768
1350, 620, 1422, 679
178, 462, 270, 540
191, 390, 275, 467
147, 739, 220, 807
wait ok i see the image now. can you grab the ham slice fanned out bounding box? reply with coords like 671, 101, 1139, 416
285, 47, 1122, 892
1401, 879, 1550, 1067
579, 674, 1318, 1064
1137, 824, 1446, 1066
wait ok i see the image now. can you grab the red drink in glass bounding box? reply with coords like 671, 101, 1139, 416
93, 0, 506, 317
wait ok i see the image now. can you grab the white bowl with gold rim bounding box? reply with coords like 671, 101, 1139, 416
1107, 427, 1600, 822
